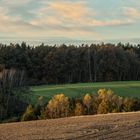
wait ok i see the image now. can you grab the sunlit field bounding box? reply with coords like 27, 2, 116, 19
31, 81, 140, 103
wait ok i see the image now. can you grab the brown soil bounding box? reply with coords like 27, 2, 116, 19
0, 112, 140, 140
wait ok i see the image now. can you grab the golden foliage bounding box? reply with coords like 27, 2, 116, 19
74, 103, 83, 116
47, 94, 69, 118
83, 94, 92, 107
98, 89, 106, 98
21, 105, 36, 121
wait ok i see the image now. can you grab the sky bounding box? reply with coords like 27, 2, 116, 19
0, 0, 140, 45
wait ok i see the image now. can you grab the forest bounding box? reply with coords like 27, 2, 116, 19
0, 42, 140, 85
0, 42, 140, 122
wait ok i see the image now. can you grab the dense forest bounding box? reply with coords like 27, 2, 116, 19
0, 42, 140, 85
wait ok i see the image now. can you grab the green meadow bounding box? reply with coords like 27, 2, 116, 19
30, 81, 140, 103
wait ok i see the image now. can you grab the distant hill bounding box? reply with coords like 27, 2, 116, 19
0, 37, 140, 46
0, 112, 140, 140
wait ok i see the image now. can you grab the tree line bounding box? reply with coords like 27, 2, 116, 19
0, 42, 140, 85
0, 67, 28, 122
21, 89, 140, 121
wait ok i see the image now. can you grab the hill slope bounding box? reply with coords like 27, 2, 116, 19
0, 112, 140, 140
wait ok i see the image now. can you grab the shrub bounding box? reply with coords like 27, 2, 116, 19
74, 103, 83, 116
46, 94, 70, 118
21, 105, 36, 121
122, 98, 134, 112
21, 89, 140, 121
97, 99, 111, 114
83, 94, 92, 114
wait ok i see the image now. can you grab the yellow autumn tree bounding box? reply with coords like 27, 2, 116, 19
122, 98, 134, 112
74, 102, 83, 116
107, 89, 113, 96
97, 89, 114, 114
98, 89, 107, 98
47, 94, 69, 118
98, 89, 113, 99
97, 99, 110, 114
111, 95, 123, 113
21, 105, 36, 121
83, 94, 92, 114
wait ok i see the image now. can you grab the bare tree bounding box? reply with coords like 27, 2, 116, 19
0, 68, 27, 120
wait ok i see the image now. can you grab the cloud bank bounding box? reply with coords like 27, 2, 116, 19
0, 0, 139, 42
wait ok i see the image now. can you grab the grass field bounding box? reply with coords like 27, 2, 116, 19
31, 81, 140, 103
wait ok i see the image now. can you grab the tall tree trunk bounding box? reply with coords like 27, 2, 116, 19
94, 49, 97, 82
88, 47, 92, 82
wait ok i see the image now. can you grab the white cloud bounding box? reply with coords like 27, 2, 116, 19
0, 0, 136, 40
0, 7, 39, 37
31, 1, 133, 27
123, 7, 140, 19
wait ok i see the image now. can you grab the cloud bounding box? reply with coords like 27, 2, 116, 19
31, 1, 133, 27
30, 1, 94, 26
0, 0, 136, 40
123, 7, 140, 19
47, 1, 89, 20
0, 7, 41, 37
0, 0, 32, 7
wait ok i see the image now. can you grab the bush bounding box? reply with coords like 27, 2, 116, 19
83, 94, 92, 115
46, 94, 70, 118
97, 99, 111, 114
21, 89, 140, 121
21, 105, 36, 121
122, 98, 134, 112
74, 103, 83, 116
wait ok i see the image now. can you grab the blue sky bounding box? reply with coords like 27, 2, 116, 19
0, 0, 140, 45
